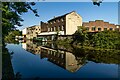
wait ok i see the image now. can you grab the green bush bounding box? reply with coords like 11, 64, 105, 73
91, 30, 120, 49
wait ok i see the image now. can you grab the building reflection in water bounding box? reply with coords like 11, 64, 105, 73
22, 41, 86, 72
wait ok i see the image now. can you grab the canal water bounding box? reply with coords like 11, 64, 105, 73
6, 40, 119, 79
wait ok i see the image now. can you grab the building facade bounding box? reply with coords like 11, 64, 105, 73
22, 11, 120, 41
38, 11, 82, 36
22, 25, 41, 39
83, 20, 120, 32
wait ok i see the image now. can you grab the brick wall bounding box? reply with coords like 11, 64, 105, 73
83, 20, 117, 32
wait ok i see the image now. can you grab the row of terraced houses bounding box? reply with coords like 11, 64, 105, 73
22, 11, 120, 40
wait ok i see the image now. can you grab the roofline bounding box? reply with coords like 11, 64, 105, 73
83, 20, 117, 25
48, 11, 76, 22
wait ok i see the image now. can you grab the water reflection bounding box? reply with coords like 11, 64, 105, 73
22, 40, 86, 72
21, 40, 120, 74
5, 40, 119, 78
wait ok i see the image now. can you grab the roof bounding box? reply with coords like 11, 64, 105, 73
83, 20, 116, 25
116, 25, 120, 26
48, 11, 76, 22
29, 25, 40, 28
95, 20, 104, 22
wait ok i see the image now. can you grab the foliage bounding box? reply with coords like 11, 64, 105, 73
71, 27, 120, 49
71, 26, 88, 46
91, 30, 120, 49
1, 2, 39, 38
5, 30, 22, 42
72, 47, 120, 64
1, 2, 39, 80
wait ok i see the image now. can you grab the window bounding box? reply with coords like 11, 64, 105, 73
51, 28, 52, 31
58, 26, 61, 31
92, 27, 96, 31
50, 22, 52, 24
98, 28, 101, 31
48, 28, 50, 31
61, 18, 64, 22
61, 54, 64, 58
61, 25, 65, 30
115, 28, 119, 31
54, 26, 56, 31
59, 26, 61, 31
52, 27, 54, 31
110, 28, 113, 30
86, 27, 89, 31
104, 28, 107, 31
58, 19, 60, 22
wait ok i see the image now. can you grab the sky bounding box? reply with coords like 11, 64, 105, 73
17, 2, 118, 30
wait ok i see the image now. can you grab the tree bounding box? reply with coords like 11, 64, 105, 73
5, 30, 22, 42
92, 0, 103, 6
71, 26, 88, 46
1, 3, 39, 80
92, 30, 120, 49
1, 2, 39, 38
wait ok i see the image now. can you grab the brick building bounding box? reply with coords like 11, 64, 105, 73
38, 11, 82, 36
83, 20, 120, 32
22, 25, 41, 39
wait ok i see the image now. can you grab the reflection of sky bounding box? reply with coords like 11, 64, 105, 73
18, 2, 118, 30
6, 43, 118, 78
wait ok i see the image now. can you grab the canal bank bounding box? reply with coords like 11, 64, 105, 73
2, 46, 15, 80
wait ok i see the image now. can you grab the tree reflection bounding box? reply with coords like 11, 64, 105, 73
2, 44, 15, 80
22, 41, 120, 73
2, 42, 22, 80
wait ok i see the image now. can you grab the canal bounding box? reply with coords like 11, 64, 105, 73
5, 40, 119, 79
